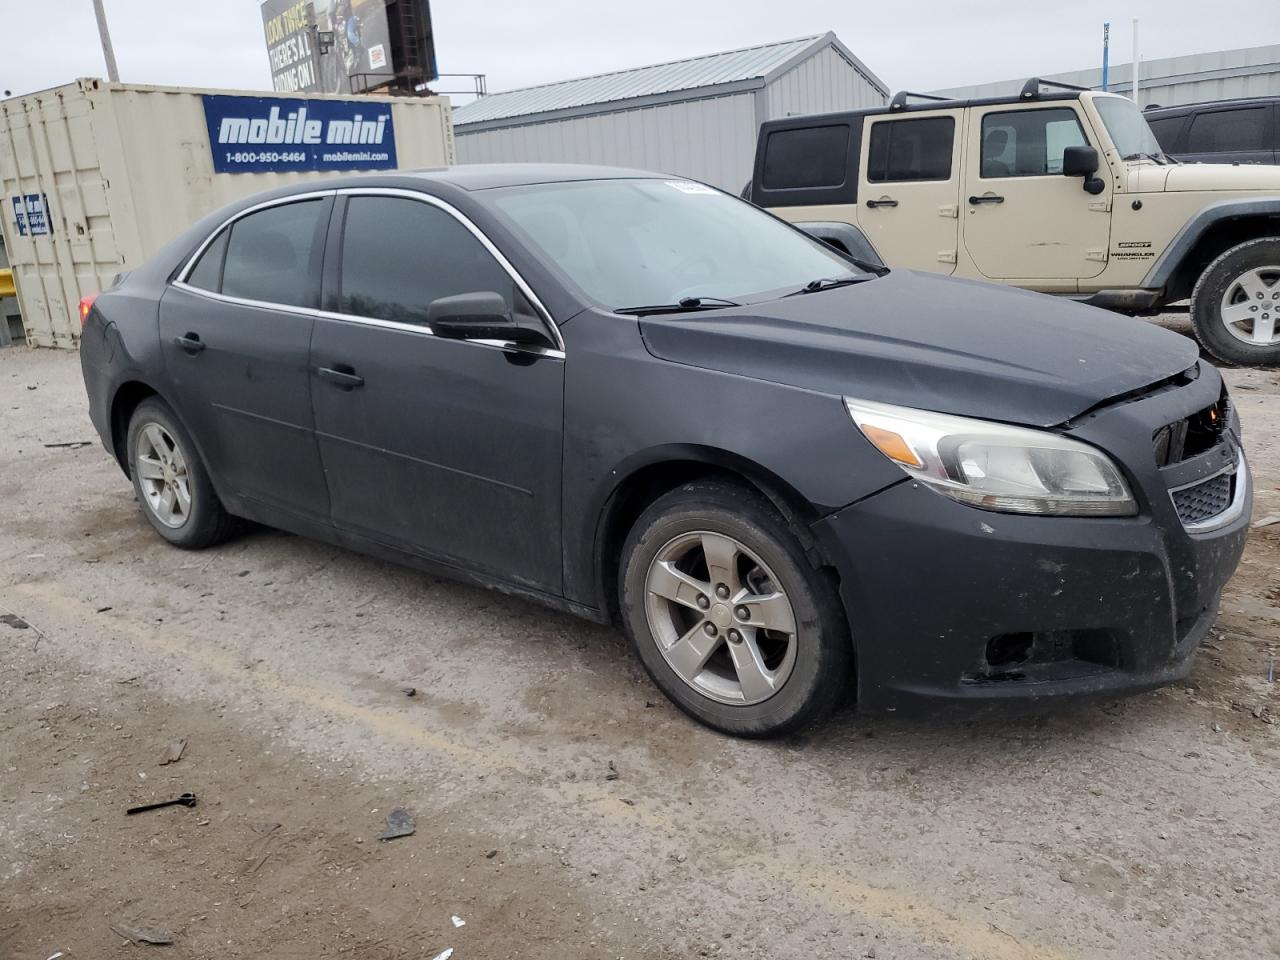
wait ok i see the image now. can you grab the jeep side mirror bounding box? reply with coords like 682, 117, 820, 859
1061, 145, 1106, 195
426, 292, 551, 346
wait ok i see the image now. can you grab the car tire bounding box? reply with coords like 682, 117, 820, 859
619, 479, 851, 738
1190, 237, 1280, 366
126, 397, 237, 549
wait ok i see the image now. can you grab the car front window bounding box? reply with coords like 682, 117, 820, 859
487, 178, 865, 311
1093, 97, 1165, 159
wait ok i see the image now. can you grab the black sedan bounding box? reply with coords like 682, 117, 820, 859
80, 165, 1251, 737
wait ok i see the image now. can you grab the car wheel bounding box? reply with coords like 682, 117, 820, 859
1190, 238, 1280, 366
126, 397, 237, 549
619, 479, 851, 738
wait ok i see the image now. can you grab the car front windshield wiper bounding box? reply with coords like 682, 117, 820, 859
785, 274, 876, 297
614, 296, 741, 316
1122, 152, 1168, 165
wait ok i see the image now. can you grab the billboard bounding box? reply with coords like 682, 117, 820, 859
261, 0, 396, 95
202, 94, 397, 174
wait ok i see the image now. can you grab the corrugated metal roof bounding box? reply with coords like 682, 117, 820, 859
453, 35, 826, 126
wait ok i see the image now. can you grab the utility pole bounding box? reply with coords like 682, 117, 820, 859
1101, 22, 1110, 91
1131, 18, 1140, 106
92, 0, 120, 83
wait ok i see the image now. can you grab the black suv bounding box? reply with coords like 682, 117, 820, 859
1145, 97, 1279, 165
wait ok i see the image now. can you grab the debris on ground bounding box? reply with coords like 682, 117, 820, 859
126, 793, 198, 815
451, 915, 466, 927
429, 949, 454, 960
605, 760, 619, 781
109, 917, 175, 946
247, 822, 282, 873
401, 686, 417, 697
1, 613, 30, 629
1252, 514, 1280, 529
42, 440, 92, 449
484, 849, 498, 859
160, 738, 187, 765
377, 807, 415, 841
96, 606, 113, 613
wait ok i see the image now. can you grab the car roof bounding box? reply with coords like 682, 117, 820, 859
400, 163, 669, 190
1144, 96, 1280, 117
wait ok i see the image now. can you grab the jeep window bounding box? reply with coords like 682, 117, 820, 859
867, 117, 954, 182
980, 108, 1087, 178
762, 125, 850, 190
489, 179, 860, 310
338, 196, 513, 326
1093, 96, 1164, 159
1186, 107, 1268, 153
220, 200, 326, 308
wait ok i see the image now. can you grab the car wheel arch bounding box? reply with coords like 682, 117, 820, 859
109, 380, 161, 471
1152, 207, 1280, 303
590, 446, 831, 625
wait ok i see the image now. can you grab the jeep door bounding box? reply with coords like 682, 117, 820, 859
961, 104, 1111, 284
856, 112, 961, 274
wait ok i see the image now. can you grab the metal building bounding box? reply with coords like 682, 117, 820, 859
452, 33, 888, 191
930, 43, 1280, 108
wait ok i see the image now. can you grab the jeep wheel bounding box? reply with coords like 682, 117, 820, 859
1190, 238, 1280, 366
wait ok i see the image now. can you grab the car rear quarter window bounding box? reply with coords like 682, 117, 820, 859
980, 108, 1087, 177
1146, 114, 1186, 151
185, 228, 228, 292
221, 199, 326, 308
1186, 107, 1268, 153
337, 196, 513, 326
866, 116, 955, 183
762, 125, 850, 190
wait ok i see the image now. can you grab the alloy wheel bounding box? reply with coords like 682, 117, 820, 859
643, 530, 798, 705
135, 422, 192, 528
1220, 265, 1280, 346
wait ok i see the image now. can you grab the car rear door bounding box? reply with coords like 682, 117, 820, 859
160, 194, 333, 523
309, 190, 565, 592
856, 111, 962, 274
1180, 103, 1275, 165
961, 103, 1111, 284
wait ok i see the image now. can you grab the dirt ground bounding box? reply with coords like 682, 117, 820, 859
1, 332, 1278, 960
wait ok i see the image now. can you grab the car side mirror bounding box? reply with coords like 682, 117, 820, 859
1061, 145, 1106, 195
426, 292, 551, 346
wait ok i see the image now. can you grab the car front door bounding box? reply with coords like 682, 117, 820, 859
309, 191, 565, 592
159, 194, 333, 523
856, 112, 961, 274
962, 104, 1112, 284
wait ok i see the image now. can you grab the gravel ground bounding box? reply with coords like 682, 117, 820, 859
1, 336, 1278, 960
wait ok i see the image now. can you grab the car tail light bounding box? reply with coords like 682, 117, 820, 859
79, 293, 99, 328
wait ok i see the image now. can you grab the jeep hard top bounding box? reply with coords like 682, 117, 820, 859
749, 79, 1280, 365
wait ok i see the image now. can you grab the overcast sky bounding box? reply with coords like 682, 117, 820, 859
4, 0, 1276, 102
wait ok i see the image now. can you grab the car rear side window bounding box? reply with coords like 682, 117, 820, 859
1186, 107, 1268, 153
980, 108, 1087, 178
185, 229, 228, 292
221, 199, 327, 308
761, 125, 850, 190
867, 117, 954, 182
338, 196, 513, 326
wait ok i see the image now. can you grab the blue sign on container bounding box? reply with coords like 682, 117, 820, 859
10, 194, 49, 236
202, 94, 398, 175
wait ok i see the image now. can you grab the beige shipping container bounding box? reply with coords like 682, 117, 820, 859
0, 78, 454, 347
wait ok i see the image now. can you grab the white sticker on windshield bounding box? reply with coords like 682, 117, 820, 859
664, 180, 717, 195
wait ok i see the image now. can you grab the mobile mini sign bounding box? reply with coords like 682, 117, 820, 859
201, 95, 397, 174
10, 194, 50, 237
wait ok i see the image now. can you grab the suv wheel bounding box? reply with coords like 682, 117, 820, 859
1191, 238, 1280, 365
126, 397, 237, 549
618, 479, 851, 738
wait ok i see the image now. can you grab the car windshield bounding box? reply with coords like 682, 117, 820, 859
1093, 96, 1166, 159
487, 178, 865, 311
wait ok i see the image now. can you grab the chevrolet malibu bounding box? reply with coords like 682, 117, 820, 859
80, 165, 1251, 737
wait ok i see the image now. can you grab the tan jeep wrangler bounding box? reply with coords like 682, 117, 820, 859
749, 79, 1280, 366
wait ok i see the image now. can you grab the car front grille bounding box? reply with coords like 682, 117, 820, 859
1171, 472, 1233, 527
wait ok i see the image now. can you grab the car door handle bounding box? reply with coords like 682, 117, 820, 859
968, 194, 1005, 205
173, 333, 205, 354
865, 198, 899, 208
316, 365, 364, 390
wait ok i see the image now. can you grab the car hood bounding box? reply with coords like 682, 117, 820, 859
1133, 161, 1280, 193
638, 270, 1199, 428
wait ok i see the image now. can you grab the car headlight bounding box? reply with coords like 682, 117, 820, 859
845, 398, 1137, 517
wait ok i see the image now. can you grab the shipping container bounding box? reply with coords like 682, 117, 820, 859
0, 78, 454, 347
